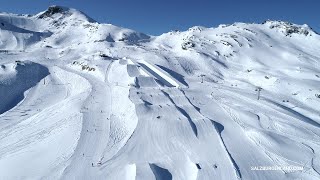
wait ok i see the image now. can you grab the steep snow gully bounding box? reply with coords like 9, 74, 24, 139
1, 6, 320, 180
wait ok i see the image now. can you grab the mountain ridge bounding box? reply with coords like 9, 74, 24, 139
2, 5, 318, 38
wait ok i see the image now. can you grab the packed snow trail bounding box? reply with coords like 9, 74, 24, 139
97, 86, 241, 180
60, 65, 111, 179
0, 65, 91, 178
183, 81, 320, 179
99, 60, 138, 167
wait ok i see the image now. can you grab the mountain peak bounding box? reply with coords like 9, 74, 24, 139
37, 5, 96, 23
262, 20, 313, 36
38, 5, 69, 19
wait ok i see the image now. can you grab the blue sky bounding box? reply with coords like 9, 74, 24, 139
0, 0, 319, 35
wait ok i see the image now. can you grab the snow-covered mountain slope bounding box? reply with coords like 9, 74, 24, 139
0, 6, 320, 180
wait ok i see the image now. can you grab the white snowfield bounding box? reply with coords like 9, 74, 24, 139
0, 5, 320, 180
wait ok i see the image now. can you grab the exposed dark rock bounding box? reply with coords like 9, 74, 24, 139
38, 6, 66, 19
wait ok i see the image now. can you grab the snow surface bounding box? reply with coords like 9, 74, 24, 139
0, 6, 320, 180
